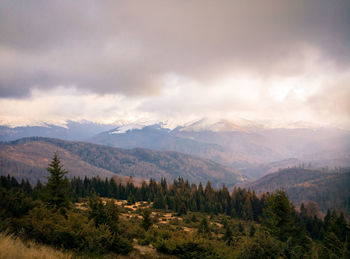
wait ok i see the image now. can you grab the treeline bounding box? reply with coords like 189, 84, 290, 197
69, 176, 267, 220
0, 155, 350, 257
2, 174, 349, 238
1, 174, 267, 221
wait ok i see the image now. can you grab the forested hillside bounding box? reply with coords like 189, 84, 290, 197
0, 155, 349, 258
242, 168, 350, 213
0, 137, 243, 188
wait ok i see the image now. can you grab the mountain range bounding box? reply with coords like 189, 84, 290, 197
90, 120, 350, 178
1, 120, 350, 213
1, 119, 349, 180
0, 121, 116, 142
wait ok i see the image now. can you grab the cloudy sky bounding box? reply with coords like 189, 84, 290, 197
0, 0, 349, 128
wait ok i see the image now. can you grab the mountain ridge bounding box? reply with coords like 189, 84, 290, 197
1, 120, 349, 180
0, 137, 243, 188
241, 167, 350, 213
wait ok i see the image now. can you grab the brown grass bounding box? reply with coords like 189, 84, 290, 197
0, 233, 73, 259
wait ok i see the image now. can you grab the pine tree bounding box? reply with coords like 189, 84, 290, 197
198, 217, 210, 235
223, 218, 233, 245
324, 209, 331, 227
153, 193, 166, 209
43, 153, 70, 210
141, 208, 152, 231
261, 190, 294, 241
238, 222, 245, 235
249, 224, 256, 237
88, 195, 107, 227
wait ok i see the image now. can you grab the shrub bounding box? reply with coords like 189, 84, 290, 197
155, 232, 234, 259
18, 206, 133, 255
237, 230, 285, 259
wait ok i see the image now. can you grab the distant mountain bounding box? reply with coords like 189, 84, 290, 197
90, 120, 350, 179
238, 158, 303, 179
174, 124, 350, 166
90, 122, 286, 169
241, 168, 350, 213
178, 118, 252, 132
0, 137, 243, 188
0, 121, 116, 142
2, 119, 349, 180
91, 124, 239, 165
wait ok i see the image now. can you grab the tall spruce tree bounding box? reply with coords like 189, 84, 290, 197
261, 190, 294, 241
141, 208, 152, 231
198, 217, 210, 235
223, 218, 233, 245
44, 153, 70, 210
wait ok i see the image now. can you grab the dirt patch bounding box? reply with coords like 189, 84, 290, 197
183, 227, 195, 233
134, 244, 156, 255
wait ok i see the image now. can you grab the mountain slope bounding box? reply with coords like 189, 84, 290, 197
90, 123, 282, 168
242, 168, 350, 212
91, 122, 350, 179
0, 140, 116, 183
90, 124, 240, 166
0, 137, 243, 187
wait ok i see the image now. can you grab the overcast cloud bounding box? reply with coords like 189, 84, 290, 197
0, 0, 349, 128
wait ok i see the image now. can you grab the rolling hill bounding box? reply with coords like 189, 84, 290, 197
0, 137, 243, 188
241, 168, 350, 213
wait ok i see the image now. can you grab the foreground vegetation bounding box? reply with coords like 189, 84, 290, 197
0, 233, 73, 259
0, 154, 349, 258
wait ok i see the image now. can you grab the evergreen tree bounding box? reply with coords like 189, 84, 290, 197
198, 217, 210, 235
223, 218, 233, 245
88, 195, 107, 227
261, 190, 294, 241
322, 232, 344, 257
324, 209, 331, 227
238, 222, 245, 235
153, 193, 166, 209
141, 208, 152, 231
249, 225, 256, 237
43, 153, 70, 210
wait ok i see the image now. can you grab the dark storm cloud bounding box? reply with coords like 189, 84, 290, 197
0, 0, 350, 97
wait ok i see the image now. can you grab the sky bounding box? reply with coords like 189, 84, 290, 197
0, 0, 350, 128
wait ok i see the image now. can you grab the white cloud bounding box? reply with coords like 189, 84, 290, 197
0, 87, 145, 126
1, 63, 348, 129
0, 1, 349, 128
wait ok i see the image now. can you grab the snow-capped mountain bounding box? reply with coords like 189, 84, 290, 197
90, 120, 350, 179
109, 124, 146, 134
0, 121, 117, 142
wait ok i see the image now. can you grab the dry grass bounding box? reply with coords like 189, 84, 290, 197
0, 233, 73, 259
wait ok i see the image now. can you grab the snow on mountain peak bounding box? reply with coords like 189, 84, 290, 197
108, 124, 145, 134
108, 122, 173, 134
